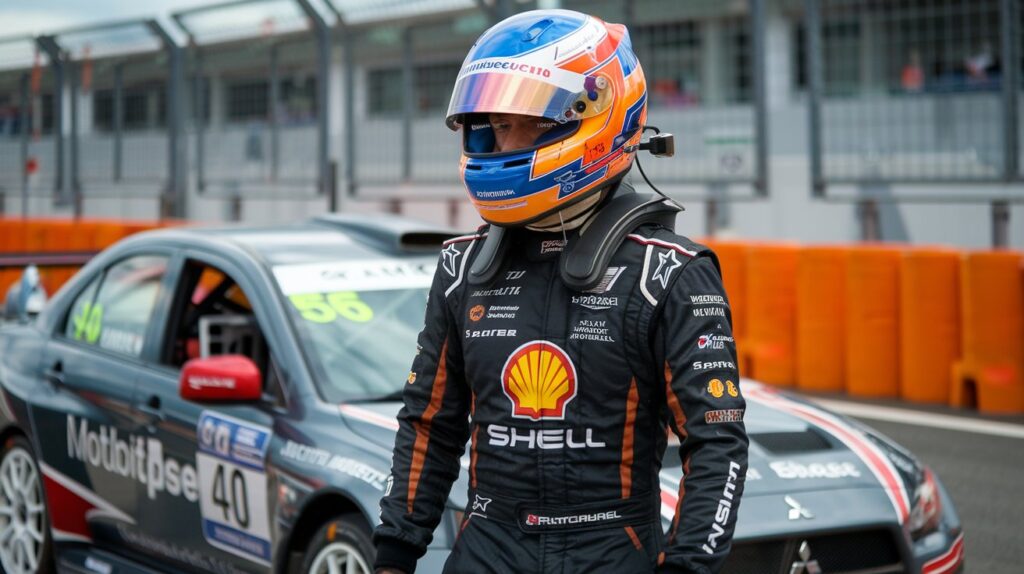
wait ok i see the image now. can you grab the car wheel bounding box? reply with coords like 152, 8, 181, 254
302, 513, 375, 574
0, 435, 53, 574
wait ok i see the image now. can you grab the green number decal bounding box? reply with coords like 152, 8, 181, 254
327, 291, 374, 323
290, 291, 374, 323
289, 293, 336, 323
73, 302, 103, 343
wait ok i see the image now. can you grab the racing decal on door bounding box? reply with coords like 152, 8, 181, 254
40, 461, 135, 543
196, 411, 273, 565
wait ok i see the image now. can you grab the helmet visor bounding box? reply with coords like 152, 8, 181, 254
446, 61, 611, 130
446, 70, 580, 129
462, 113, 579, 155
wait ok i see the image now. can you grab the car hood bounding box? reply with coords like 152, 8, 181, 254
338, 381, 918, 518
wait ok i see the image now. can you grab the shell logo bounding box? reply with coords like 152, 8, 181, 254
469, 305, 486, 322
708, 379, 725, 398
501, 341, 578, 421
726, 380, 738, 397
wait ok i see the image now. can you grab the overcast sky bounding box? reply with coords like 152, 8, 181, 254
0, 1, 213, 37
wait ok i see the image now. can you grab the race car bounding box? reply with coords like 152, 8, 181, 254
0, 215, 963, 574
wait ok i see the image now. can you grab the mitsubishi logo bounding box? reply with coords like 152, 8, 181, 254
789, 540, 822, 574
784, 495, 813, 520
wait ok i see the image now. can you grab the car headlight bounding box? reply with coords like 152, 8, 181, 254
908, 467, 942, 539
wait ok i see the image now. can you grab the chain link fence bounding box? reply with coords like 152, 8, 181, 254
567, 0, 766, 187
806, 0, 1023, 193
60, 24, 170, 188
176, 0, 324, 196
3, 0, 1020, 219
0, 37, 60, 210
348, 0, 769, 197
349, 9, 481, 189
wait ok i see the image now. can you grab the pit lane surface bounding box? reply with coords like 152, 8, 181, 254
815, 398, 1024, 574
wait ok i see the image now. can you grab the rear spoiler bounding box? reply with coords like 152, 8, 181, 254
310, 214, 459, 254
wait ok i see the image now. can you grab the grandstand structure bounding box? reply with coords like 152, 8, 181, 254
0, 0, 1021, 248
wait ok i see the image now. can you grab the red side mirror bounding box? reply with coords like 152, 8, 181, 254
180, 355, 262, 402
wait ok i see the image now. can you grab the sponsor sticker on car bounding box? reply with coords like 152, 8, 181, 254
196, 411, 273, 565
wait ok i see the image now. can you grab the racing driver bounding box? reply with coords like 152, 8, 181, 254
374, 9, 748, 574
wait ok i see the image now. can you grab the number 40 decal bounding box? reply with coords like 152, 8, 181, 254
196, 411, 273, 564
211, 464, 250, 529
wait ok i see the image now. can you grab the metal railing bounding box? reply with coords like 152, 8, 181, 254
806, 0, 1023, 194
1, 0, 1019, 241
0, 21, 185, 218
173, 0, 332, 199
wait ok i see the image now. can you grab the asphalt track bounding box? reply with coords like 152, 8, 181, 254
811, 397, 1024, 574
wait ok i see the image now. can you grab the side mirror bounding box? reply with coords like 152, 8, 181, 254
180, 355, 262, 402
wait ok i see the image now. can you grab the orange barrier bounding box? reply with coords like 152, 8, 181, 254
845, 246, 901, 398
704, 240, 748, 343
796, 247, 846, 392
92, 221, 131, 249
0, 219, 27, 297
39, 220, 74, 294
951, 251, 1024, 414
2, 217, 1022, 414
0, 217, 167, 298
742, 243, 799, 386
900, 249, 961, 404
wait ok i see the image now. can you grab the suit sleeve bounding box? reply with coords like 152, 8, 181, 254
373, 258, 470, 574
656, 255, 748, 574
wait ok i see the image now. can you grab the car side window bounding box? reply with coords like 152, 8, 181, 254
63, 255, 169, 358
64, 278, 101, 343
165, 260, 281, 402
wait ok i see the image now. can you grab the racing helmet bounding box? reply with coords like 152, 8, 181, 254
446, 9, 648, 227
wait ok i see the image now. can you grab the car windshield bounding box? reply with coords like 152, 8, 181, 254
273, 257, 434, 403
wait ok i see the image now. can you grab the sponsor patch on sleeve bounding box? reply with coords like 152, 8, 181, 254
704, 409, 745, 424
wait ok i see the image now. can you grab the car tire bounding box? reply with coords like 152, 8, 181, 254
0, 435, 54, 574
301, 513, 376, 574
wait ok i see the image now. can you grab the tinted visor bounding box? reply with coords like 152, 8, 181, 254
462, 113, 579, 155
447, 69, 583, 130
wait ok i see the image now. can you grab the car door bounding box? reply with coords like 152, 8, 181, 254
34, 252, 172, 550
131, 252, 282, 573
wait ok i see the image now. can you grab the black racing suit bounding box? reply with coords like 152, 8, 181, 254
374, 223, 748, 574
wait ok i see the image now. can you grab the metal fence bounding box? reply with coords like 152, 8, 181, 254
1, 0, 772, 217
0, 21, 184, 217
59, 21, 176, 192
174, 0, 330, 198
347, 9, 479, 189
806, 0, 1023, 195
2, 0, 1020, 224
565, 0, 768, 193
0, 36, 60, 213
347, 0, 770, 198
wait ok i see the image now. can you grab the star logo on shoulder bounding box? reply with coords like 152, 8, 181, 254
651, 249, 682, 289
472, 494, 492, 513
441, 243, 461, 277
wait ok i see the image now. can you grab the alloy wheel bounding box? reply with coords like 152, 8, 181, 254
307, 541, 372, 574
0, 447, 46, 574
